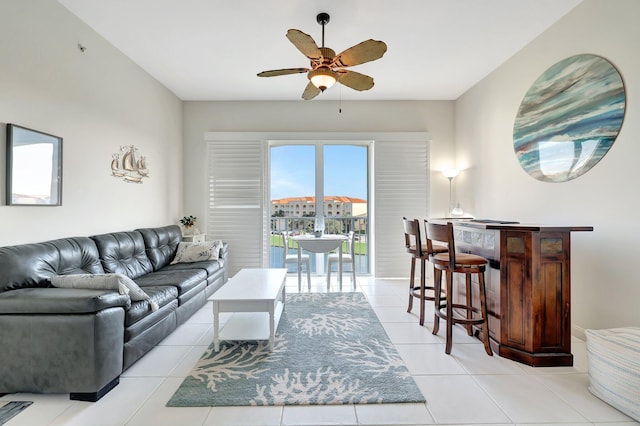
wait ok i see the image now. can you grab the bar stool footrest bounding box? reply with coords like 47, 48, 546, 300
436, 305, 486, 326
409, 286, 445, 301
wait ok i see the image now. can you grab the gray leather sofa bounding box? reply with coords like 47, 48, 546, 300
0, 225, 228, 401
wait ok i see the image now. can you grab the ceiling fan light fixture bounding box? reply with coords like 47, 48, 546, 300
309, 67, 338, 91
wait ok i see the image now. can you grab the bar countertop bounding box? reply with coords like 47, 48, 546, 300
429, 218, 593, 233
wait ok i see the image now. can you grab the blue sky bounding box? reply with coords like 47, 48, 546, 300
270, 145, 367, 200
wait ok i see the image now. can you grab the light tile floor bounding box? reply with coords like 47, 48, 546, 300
1, 276, 638, 426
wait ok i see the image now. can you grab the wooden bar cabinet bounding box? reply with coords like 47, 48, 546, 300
432, 219, 592, 367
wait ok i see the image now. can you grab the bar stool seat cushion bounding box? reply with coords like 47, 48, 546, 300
586, 327, 640, 422
431, 252, 488, 266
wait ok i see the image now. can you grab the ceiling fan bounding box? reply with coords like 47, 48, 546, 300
257, 12, 387, 100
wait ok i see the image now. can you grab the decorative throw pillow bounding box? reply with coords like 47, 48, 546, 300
171, 240, 222, 264
118, 275, 160, 312
50, 273, 158, 311
50, 273, 128, 294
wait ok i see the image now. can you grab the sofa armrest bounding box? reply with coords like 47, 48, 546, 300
220, 242, 229, 280
0, 307, 125, 399
219, 241, 229, 260
0, 287, 131, 314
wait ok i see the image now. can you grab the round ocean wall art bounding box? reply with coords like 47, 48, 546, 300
513, 54, 625, 182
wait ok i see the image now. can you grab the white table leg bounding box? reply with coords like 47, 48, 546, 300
352, 262, 357, 290
326, 261, 331, 291
338, 245, 343, 291
213, 300, 220, 351
269, 302, 275, 350
281, 280, 286, 307
297, 245, 302, 292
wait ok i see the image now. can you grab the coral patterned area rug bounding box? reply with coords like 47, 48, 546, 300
167, 292, 425, 406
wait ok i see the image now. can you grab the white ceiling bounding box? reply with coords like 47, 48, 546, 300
58, 0, 582, 101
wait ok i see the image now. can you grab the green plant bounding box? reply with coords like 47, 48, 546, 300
180, 215, 197, 227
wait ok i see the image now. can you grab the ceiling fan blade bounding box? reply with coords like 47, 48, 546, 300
286, 29, 322, 60
337, 70, 375, 91
302, 81, 321, 100
333, 39, 387, 68
257, 68, 309, 77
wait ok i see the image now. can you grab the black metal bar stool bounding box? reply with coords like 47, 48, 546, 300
402, 218, 446, 326
424, 220, 493, 356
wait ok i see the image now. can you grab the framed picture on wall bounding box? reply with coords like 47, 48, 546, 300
5, 124, 63, 206
513, 54, 625, 183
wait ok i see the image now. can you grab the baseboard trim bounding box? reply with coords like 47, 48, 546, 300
572, 324, 587, 342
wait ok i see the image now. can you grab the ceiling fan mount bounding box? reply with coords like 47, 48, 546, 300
257, 12, 387, 100
316, 12, 330, 26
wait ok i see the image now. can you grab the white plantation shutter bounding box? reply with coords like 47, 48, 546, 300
374, 139, 429, 277
204, 131, 430, 278
207, 140, 267, 276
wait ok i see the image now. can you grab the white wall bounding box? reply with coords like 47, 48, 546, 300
183, 100, 456, 225
0, 0, 183, 245
455, 0, 640, 334
5, 0, 630, 336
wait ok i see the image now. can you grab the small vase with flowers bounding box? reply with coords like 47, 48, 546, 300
179, 215, 197, 236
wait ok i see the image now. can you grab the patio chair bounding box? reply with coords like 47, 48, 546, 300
326, 231, 357, 290
283, 231, 311, 288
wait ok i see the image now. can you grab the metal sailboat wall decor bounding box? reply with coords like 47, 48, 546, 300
111, 145, 149, 183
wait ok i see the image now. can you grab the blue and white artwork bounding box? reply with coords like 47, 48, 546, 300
513, 54, 625, 182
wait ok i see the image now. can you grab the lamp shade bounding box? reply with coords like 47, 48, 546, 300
309, 67, 338, 91
451, 203, 464, 216
441, 169, 460, 179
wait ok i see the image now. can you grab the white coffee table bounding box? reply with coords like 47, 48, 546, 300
210, 268, 287, 351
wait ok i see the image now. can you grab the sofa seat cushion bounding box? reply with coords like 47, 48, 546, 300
125, 285, 178, 327
176, 281, 207, 305
0, 287, 130, 314
160, 260, 221, 277
134, 269, 206, 295
125, 298, 178, 342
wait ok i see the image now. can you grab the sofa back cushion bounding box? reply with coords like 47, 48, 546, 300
136, 225, 181, 271
0, 237, 105, 292
91, 231, 153, 279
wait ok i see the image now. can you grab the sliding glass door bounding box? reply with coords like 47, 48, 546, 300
323, 144, 368, 274
269, 142, 369, 274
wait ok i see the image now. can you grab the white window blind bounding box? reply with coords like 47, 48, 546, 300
207, 140, 266, 276
373, 140, 429, 277
204, 131, 429, 278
